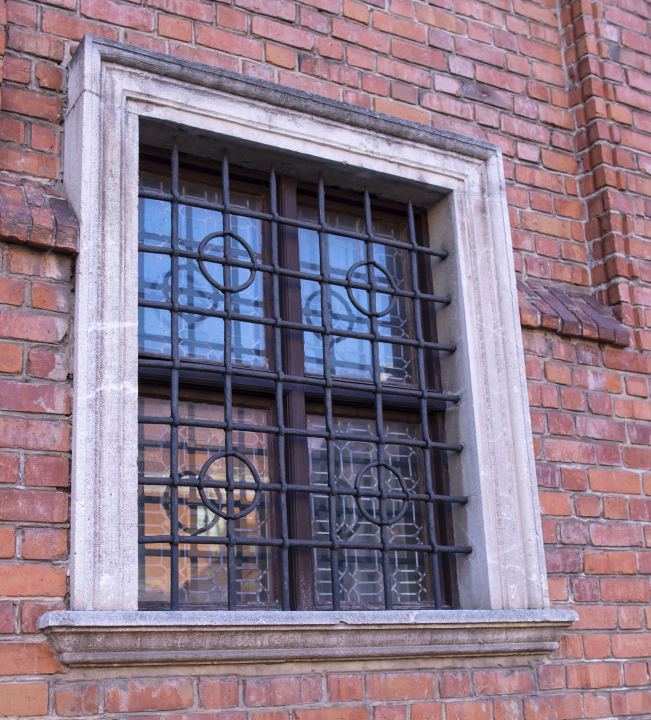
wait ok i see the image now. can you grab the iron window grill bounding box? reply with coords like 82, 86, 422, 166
137, 143, 471, 611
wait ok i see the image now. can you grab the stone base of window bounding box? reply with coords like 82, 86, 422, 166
41, 609, 576, 668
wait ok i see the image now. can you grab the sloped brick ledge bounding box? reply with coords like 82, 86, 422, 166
518, 280, 630, 347
0, 180, 78, 253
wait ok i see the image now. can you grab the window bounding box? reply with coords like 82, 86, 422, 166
136, 146, 471, 611
56, 38, 569, 641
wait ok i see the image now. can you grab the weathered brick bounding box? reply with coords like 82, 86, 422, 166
53, 684, 99, 717
104, 678, 194, 713
245, 676, 322, 707
0, 564, 66, 597
0, 683, 49, 717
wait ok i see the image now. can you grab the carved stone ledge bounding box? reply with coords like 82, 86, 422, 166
41, 609, 577, 668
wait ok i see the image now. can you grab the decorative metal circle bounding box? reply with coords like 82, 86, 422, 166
198, 450, 262, 520
354, 460, 411, 526
345, 260, 398, 318
303, 289, 357, 345
162, 474, 222, 536
198, 230, 257, 294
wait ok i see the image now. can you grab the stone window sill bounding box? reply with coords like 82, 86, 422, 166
40, 609, 577, 667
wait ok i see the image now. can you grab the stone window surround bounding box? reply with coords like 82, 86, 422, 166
42, 36, 576, 665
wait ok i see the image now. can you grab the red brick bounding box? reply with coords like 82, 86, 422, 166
537, 665, 565, 690
4, 56, 31, 85
502, 115, 549, 144
576, 416, 626, 442
620, 606, 644, 630
411, 704, 442, 720
493, 699, 523, 720
80, 0, 154, 30
566, 663, 622, 689
583, 634, 611, 660
0, 379, 70, 414
0, 642, 61, 675
196, 25, 263, 60
0, 309, 67, 342
590, 522, 643, 547
0, 683, 48, 717
54, 684, 99, 717
22, 528, 67, 560
7, 0, 36, 28
1, 87, 61, 122
251, 16, 314, 50
35, 62, 63, 90
366, 673, 435, 701
391, 38, 444, 70
603, 348, 651, 374
584, 551, 637, 574
624, 662, 649, 685
0, 117, 26, 143
327, 676, 362, 702
445, 701, 490, 720
28, 347, 69, 381
104, 679, 194, 713
543, 438, 596, 464
611, 690, 651, 715
0, 601, 14, 634
0, 453, 19, 484
474, 670, 533, 695
523, 694, 582, 720
539, 492, 571, 516
8, 26, 64, 61
145, 0, 212, 21
601, 578, 650, 602
0, 277, 24, 306
0, 526, 15, 557
294, 710, 369, 720
589, 469, 641, 494
373, 11, 426, 42
20, 601, 65, 633
236, 0, 295, 21
0, 565, 65, 601
0, 487, 68, 522
245, 677, 321, 707
332, 18, 389, 53
158, 14, 191, 41
545, 548, 581, 573
266, 44, 295, 68
439, 672, 470, 698
0, 343, 23, 374
199, 678, 238, 709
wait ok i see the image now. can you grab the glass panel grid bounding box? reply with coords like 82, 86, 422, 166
138, 145, 471, 610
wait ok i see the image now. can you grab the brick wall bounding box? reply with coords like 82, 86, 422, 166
0, 0, 650, 717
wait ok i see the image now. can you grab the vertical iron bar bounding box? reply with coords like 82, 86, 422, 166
318, 177, 340, 610
170, 143, 180, 611
408, 201, 442, 609
270, 168, 291, 610
222, 154, 237, 611
363, 190, 391, 610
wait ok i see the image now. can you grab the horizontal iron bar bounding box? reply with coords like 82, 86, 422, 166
138, 299, 456, 352
139, 190, 449, 259
138, 477, 469, 504
137, 358, 461, 404
137, 414, 464, 452
138, 244, 451, 304
138, 534, 472, 554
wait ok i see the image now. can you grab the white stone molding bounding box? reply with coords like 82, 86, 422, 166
64, 36, 556, 620
41, 610, 577, 667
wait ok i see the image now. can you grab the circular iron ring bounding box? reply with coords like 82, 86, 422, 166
198, 450, 263, 520
345, 260, 398, 319
354, 460, 411, 526
198, 230, 257, 294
